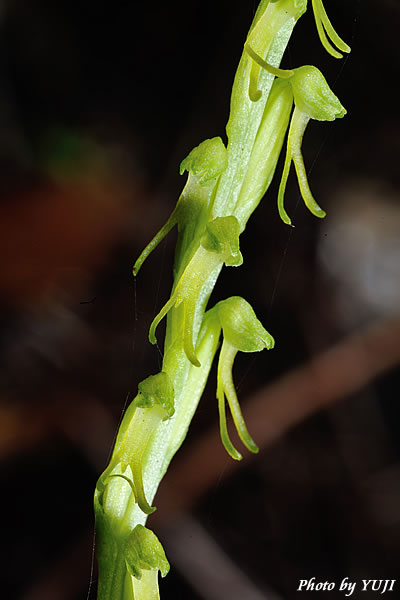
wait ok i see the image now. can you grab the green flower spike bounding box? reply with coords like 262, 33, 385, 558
125, 525, 169, 600
133, 137, 226, 277
101, 372, 174, 515
312, 0, 351, 59
213, 296, 274, 460
149, 216, 243, 367
277, 65, 347, 225
244, 0, 307, 102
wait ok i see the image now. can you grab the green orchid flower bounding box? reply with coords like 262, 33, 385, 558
148, 216, 243, 367
97, 372, 174, 515
213, 297, 274, 460
277, 65, 347, 225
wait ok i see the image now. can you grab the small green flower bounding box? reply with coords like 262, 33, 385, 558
125, 525, 169, 579
99, 372, 175, 515
210, 297, 274, 460
133, 137, 226, 277
277, 65, 346, 225
149, 216, 242, 367
233, 78, 294, 228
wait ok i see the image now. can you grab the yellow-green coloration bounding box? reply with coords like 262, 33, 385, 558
94, 2, 351, 599
213, 297, 275, 460
244, 0, 307, 102
148, 216, 243, 367
312, 0, 351, 59
274, 66, 347, 225
97, 373, 174, 516
125, 525, 169, 579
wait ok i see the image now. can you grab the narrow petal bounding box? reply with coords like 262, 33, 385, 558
278, 107, 326, 224
217, 373, 242, 461
218, 340, 259, 455
312, 0, 351, 59
289, 108, 326, 219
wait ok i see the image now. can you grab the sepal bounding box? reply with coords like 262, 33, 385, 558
134, 138, 226, 277
125, 525, 170, 580
200, 216, 243, 267
290, 65, 346, 122
149, 216, 242, 366
207, 297, 274, 460
99, 372, 175, 515
180, 137, 227, 185
134, 372, 175, 420
216, 296, 275, 352
244, 0, 307, 102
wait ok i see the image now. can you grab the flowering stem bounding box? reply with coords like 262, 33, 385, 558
94, 1, 350, 598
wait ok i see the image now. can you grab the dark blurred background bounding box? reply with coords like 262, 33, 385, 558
1, 0, 400, 598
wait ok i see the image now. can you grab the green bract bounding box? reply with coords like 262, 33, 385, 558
94, 2, 351, 599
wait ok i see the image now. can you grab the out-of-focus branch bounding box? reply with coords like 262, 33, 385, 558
152, 313, 400, 522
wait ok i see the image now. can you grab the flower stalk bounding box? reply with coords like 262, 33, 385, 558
94, 1, 351, 598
